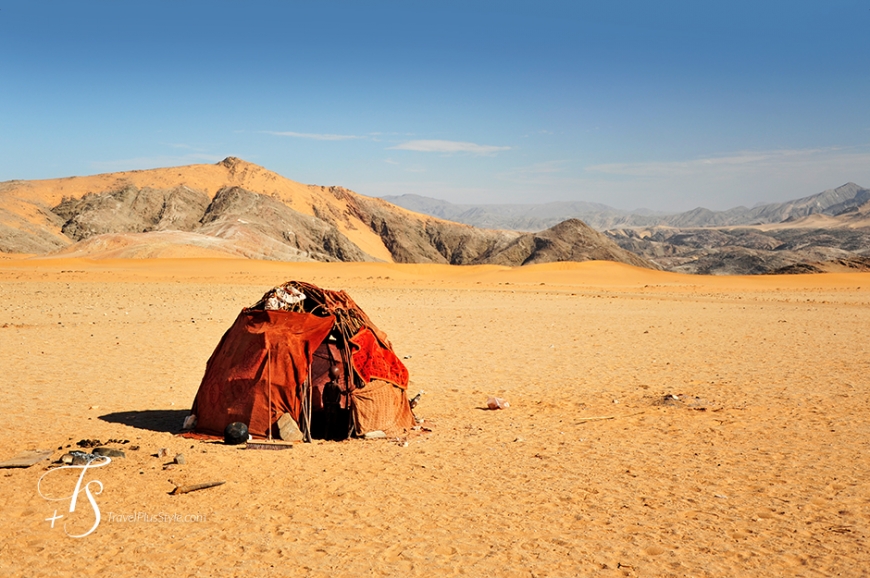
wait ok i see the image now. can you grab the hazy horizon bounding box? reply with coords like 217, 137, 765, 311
379, 181, 868, 215
2, 1, 869, 212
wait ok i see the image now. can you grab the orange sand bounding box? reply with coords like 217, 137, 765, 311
1, 259, 868, 577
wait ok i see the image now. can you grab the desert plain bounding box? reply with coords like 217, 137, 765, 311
0, 257, 868, 577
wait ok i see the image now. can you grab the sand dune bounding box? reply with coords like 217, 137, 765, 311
1, 259, 868, 576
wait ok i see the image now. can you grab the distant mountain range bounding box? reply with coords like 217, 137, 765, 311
383, 182, 870, 231
0, 158, 654, 269
605, 226, 870, 275
2, 159, 868, 275
382, 183, 870, 274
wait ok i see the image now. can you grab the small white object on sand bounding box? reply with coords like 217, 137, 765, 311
486, 397, 509, 410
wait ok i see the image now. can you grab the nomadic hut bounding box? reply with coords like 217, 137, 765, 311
186, 281, 413, 441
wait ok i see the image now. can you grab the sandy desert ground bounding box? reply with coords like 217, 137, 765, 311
1, 258, 868, 577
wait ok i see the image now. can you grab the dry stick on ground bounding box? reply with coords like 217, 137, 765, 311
170, 481, 226, 495
576, 411, 645, 423
246, 441, 294, 450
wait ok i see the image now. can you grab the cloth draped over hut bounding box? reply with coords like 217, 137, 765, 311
188, 281, 413, 441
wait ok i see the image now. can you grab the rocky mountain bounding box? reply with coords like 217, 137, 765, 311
5, 158, 867, 275
606, 224, 870, 275
482, 219, 652, 268
380, 194, 665, 231
660, 183, 870, 228
382, 184, 870, 275
0, 158, 659, 270
384, 183, 870, 231
53, 184, 212, 241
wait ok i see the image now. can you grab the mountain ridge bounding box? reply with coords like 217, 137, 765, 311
0, 158, 657, 270
4, 158, 868, 274
383, 182, 870, 231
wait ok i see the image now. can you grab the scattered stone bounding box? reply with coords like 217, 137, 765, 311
156, 448, 170, 458
60, 453, 74, 465
70, 452, 97, 466
364, 430, 387, 439
277, 413, 304, 442
76, 439, 102, 448
129, 445, 140, 451
514, 437, 525, 443
163, 464, 176, 471
93, 447, 125, 458
654, 394, 683, 407
174, 454, 186, 465
182, 415, 197, 430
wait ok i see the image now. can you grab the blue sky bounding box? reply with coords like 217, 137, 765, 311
2, 1, 869, 211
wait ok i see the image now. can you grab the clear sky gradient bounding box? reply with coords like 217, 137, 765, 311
2, 1, 869, 211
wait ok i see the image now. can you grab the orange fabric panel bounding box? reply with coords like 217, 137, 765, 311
191, 309, 334, 438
